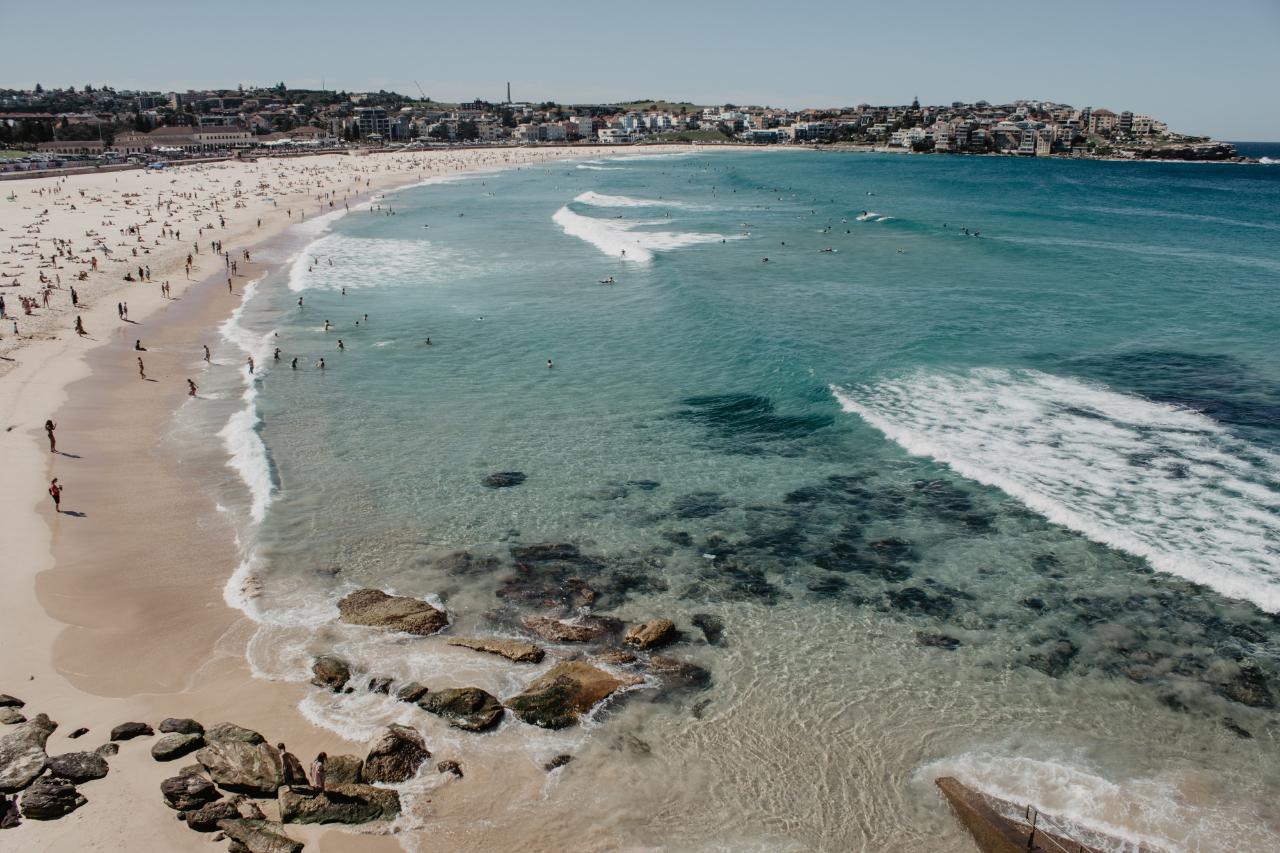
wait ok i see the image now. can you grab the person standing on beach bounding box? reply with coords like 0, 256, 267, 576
278, 744, 308, 792
187, 379, 197, 397
48, 478, 63, 513
45, 419, 56, 453
138, 357, 146, 380
75, 316, 86, 336
311, 753, 327, 792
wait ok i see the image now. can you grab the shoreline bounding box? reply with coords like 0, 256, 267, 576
0, 145, 698, 850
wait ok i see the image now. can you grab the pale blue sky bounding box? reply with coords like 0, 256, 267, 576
4, 0, 1279, 139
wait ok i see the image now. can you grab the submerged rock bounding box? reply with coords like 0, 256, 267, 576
435, 551, 500, 575
511, 543, 581, 563
310, 656, 352, 692
543, 754, 573, 771
337, 588, 449, 636
361, 725, 429, 784
196, 738, 283, 796
0, 713, 56, 793
1024, 640, 1079, 679
279, 783, 400, 825
46, 751, 109, 783
506, 661, 642, 729
216, 819, 303, 853
1221, 718, 1253, 739
916, 631, 961, 651
417, 688, 503, 732
161, 771, 219, 811
448, 637, 545, 664
158, 718, 204, 736
151, 732, 204, 762
648, 656, 712, 691
483, 471, 526, 489
625, 619, 676, 650
109, 721, 153, 741
436, 760, 463, 778
19, 777, 85, 820
690, 613, 724, 646
1216, 661, 1275, 709
522, 615, 609, 643
594, 648, 638, 666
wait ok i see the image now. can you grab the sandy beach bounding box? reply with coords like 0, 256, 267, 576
0, 144, 694, 851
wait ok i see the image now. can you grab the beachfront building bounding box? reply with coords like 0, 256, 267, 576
37, 140, 106, 156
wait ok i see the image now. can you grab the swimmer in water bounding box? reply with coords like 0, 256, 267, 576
316, 358, 325, 369
337, 339, 344, 351
425, 338, 432, 345
547, 359, 553, 369
291, 357, 298, 370
274, 348, 281, 361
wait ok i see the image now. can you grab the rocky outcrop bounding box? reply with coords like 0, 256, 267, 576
506, 661, 642, 729
309, 656, 352, 692
448, 637, 545, 663
278, 783, 400, 824
0, 708, 24, 725
936, 776, 1110, 853
161, 771, 220, 811
337, 589, 448, 636
216, 819, 303, 853
196, 729, 283, 796
544, 754, 573, 771
437, 760, 463, 777
152, 732, 204, 761
417, 688, 504, 732
0, 713, 56, 793
625, 619, 675, 650
110, 721, 154, 741
361, 725, 429, 784
0, 696, 22, 709
482, 471, 526, 488
324, 754, 364, 786
522, 615, 612, 643
1128, 142, 1238, 161
159, 718, 204, 736
19, 777, 85, 820
46, 751, 109, 783
184, 795, 264, 831
394, 682, 428, 703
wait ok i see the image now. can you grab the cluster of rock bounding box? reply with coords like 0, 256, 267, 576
321, 584, 711, 737
0, 692, 446, 851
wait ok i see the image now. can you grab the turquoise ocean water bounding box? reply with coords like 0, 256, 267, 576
193, 150, 1279, 851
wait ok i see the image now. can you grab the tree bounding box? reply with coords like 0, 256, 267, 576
456, 120, 479, 141
34, 83, 43, 93
428, 124, 450, 140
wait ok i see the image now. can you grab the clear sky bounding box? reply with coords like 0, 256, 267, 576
5, 0, 1279, 139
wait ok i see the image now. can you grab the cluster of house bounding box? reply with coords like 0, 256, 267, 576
3, 85, 1188, 161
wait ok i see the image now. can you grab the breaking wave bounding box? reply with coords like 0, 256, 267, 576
552, 205, 729, 263
833, 368, 1280, 611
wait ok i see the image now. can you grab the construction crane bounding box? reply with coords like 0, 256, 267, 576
414, 80, 428, 103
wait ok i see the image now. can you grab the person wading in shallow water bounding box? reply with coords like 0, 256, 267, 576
45, 419, 56, 453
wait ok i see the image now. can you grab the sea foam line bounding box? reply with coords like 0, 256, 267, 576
552, 205, 729, 263
832, 368, 1280, 612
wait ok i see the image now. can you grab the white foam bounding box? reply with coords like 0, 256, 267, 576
576, 164, 626, 171
917, 752, 1272, 852
833, 368, 1280, 611
553, 206, 730, 263
573, 190, 691, 208
288, 232, 494, 292
216, 277, 277, 525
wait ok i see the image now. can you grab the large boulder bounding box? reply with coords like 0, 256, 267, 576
625, 619, 676, 650
417, 687, 503, 732
184, 795, 264, 831
0, 713, 56, 793
394, 682, 428, 703
522, 615, 611, 643
204, 722, 265, 744
279, 783, 400, 824
158, 718, 204, 736
109, 721, 154, 741
0, 708, 25, 725
19, 777, 85, 820
46, 751, 109, 783
216, 819, 303, 853
361, 725, 429, 784
310, 656, 352, 692
161, 771, 219, 811
151, 732, 204, 761
337, 589, 448, 636
324, 754, 364, 786
0, 696, 23, 708
506, 661, 642, 729
447, 637, 545, 664
196, 738, 283, 796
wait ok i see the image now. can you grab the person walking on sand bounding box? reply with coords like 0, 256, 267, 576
278, 744, 308, 792
48, 478, 63, 513
138, 357, 146, 380
75, 316, 86, 336
311, 753, 327, 792
187, 379, 197, 397
45, 419, 56, 453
